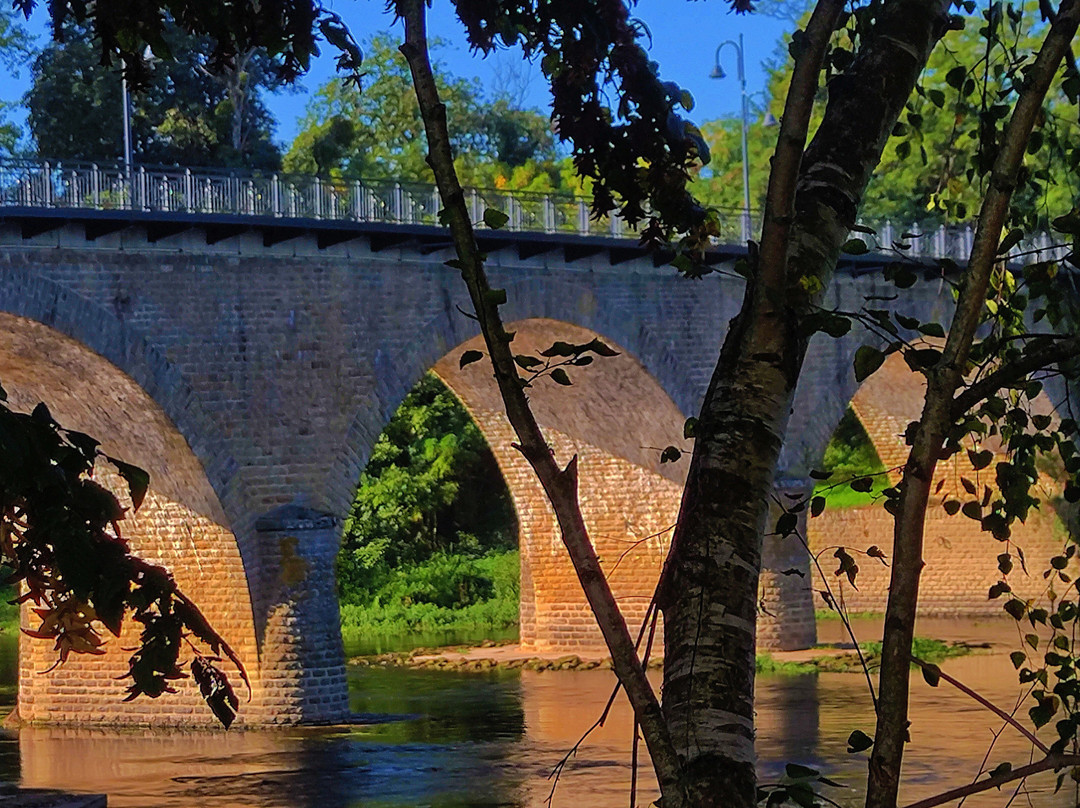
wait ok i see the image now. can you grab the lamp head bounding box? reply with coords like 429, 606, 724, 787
709, 64, 727, 79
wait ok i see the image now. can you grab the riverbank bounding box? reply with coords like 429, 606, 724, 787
348, 633, 982, 675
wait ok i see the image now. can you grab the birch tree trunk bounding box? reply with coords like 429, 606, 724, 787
660, 1, 951, 803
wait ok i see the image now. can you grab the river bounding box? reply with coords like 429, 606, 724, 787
0, 619, 1075, 808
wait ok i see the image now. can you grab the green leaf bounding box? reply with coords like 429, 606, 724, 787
485, 288, 507, 306
459, 349, 483, 369
918, 321, 946, 338
776, 512, 797, 536
107, 456, 151, 512
997, 228, 1024, 255
483, 208, 510, 229
854, 345, 886, 383
513, 355, 543, 370
841, 238, 869, 255
683, 417, 698, 439
847, 729, 874, 753
785, 763, 820, 780
945, 66, 967, 89
585, 338, 620, 357
1009, 651, 1026, 669
810, 496, 826, 517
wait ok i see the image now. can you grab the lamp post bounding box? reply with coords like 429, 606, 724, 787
121, 63, 133, 173
711, 34, 751, 242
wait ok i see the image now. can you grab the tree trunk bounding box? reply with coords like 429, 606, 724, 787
866, 5, 1080, 806
660, 1, 950, 803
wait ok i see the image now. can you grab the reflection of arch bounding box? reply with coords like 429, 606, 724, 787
806, 352, 1069, 614
0, 315, 259, 726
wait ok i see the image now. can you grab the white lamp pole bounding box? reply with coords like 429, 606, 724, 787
121, 61, 133, 173
711, 34, 751, 242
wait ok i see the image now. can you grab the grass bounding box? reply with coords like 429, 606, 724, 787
339, 550, 520, 652
757, 636, 975, 677
815, 609, 883, 622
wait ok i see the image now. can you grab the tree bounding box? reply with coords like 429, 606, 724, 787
0, 5, 31, 156
338, 372, 515, 604
283, 33, 560, 185
26, 22, 283, 168
14, 1, 1080, 807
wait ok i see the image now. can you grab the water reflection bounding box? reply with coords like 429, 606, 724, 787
5, 621, 1080, 807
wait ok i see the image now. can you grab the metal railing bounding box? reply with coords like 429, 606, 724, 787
0, 158, 750, 242
0, 158, 1067, 263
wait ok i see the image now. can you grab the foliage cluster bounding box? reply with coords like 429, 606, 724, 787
284, 33, 564, 192
0, 390, 244, 727
813, 407, 889, 508
339, 549, 519, 643
26, 21, 284, 168
338, 372, 517, 610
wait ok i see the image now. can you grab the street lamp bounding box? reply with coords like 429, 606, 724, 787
711, 33, 751, 242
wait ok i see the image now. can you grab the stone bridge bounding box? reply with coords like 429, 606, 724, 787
0, 176, 1073, 726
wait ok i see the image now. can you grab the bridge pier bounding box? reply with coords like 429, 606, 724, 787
254, 504, 350, 724
759, 477, 818, 652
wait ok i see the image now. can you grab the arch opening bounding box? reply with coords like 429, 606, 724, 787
0, 314, 260, 726
806, 351, 1072, 616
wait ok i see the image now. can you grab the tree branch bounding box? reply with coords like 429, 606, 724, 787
757, 0, 845, 290
902, 754, 1080, 808
394, 0, 683, 801
909, 655, 1049, 754
951, 334, 1080, 417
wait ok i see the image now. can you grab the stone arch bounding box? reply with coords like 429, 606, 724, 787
433, 319, 688, 652
0, 314, 261, 726
805, 351, 1071, 615
335, 314, 816, 653
0, 267, 245, 539
324, 276, 703, 521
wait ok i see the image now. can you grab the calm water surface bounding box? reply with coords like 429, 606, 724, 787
1, 619, 1077, 808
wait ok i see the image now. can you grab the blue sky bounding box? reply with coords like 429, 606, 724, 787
4, 0, 796, 150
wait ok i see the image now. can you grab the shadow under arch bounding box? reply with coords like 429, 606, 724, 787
0, 313, 260, 726
804, 350, 1072, 615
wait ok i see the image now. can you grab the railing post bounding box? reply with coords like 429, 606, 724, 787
92, 163, 100, 208
880, 220, 893, 249
271, 174, 281, 217
394, 183, 403, 223
578, 199, 588, 235
313, 176, 322, 219
469, 189, 480, 224
42, 161, 52, 207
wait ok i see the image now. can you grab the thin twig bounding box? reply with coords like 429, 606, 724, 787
909, 655, 1049, 754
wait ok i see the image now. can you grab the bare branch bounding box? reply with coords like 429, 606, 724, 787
951, 334, 1080, 417
902, 754, 1080, 808
909, 655, 1049, 754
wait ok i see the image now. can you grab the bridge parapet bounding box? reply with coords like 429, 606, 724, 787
5, 158, 1067, 264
